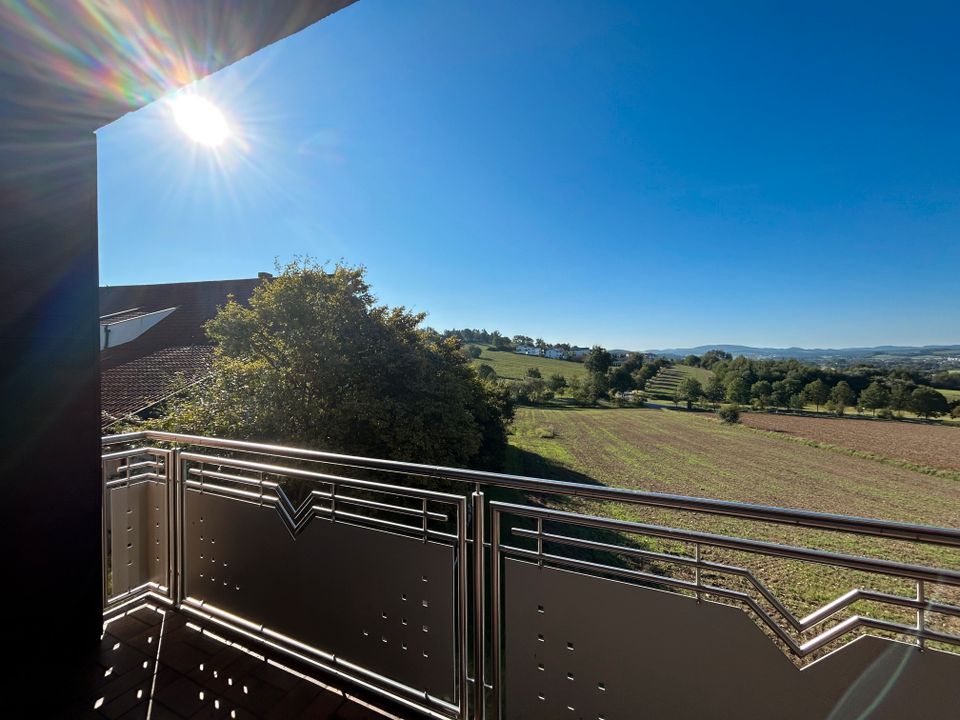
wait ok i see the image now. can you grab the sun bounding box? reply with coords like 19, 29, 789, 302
171, 94, 230, 146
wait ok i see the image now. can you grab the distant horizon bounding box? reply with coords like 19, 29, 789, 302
99, 1, 960, 351
99, 270, 960, 351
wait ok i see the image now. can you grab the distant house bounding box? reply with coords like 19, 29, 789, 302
99, 274, 268, 429
544, 347, 565, 359
515, 344, 542, 356
569, 347, 590, 360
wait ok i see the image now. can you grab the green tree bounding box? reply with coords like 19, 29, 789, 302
569, 374, 605, 406
148, 260, 512, 469
608, 363, 637, 393
546, 373, 568, 392
585, 346, 613, 375
828, 381, 855, 415
717, 404, 741, 424
701, 349, 732, 369
725, 377, 751, 405
859, 381, 890, 415
684, 354, 701, 367
492, 335, 512, 351
477, 363, 497, 381
464, 344, 482, 359
750, 380, 773, 409
889, 381, 912, 416
704, 376, 726, 408
675, 377, 703, 410
802, 379, 829, 412
909, 387, 949, 419
770, 379, 800, 409
526, 367, 542, 379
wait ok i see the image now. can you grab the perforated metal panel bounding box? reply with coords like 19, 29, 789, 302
183, 489, 459, 703
502, 558, 960, 720
108, 480, 167, 596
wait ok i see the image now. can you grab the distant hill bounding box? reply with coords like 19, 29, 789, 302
646, 344, 960, 364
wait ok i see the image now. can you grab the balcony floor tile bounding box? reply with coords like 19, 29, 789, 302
64, 604, 414, 719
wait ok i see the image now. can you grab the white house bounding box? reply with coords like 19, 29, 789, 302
515, 345, 541, 356
544, 347, 565, 359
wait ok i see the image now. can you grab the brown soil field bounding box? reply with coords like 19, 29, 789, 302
740, 413, 960, 472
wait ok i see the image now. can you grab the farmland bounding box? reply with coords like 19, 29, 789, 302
644, 364, 714, 401
740, 412, 960, 473
469, 347, 587, 381
506, 406, 960, 640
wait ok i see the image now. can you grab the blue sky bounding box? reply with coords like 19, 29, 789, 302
98, 0, 960, 349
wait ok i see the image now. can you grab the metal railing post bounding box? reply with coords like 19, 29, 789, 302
694, 542, 701, 603
491, 507, 502, 720
172, 447, 183, 606
472, 489, 485, 720
917, 580, 926, 651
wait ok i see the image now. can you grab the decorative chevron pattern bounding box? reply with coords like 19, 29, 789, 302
272, 484, 320, 538
180, 454, 460, 547
503, 512, 960, 663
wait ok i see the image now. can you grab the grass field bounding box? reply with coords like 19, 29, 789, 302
506, 406, 960, 643
469, 347, 588, 381
939, 387, 960, 402
645, 364, 714, 400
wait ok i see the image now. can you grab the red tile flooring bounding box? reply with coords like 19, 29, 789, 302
60, 603, 416, 719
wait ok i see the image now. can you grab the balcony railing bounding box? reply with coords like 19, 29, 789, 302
102, 430, 960, 719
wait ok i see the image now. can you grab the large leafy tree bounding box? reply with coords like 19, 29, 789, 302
675, 377, 703, 410
585, 346, 613, 375
909, 386, 949, 419
148, 261, 512, 469
802, 379, 829, 412
725, 376, 751, 405
859, 380, 890, 415
828, 381, 856, 415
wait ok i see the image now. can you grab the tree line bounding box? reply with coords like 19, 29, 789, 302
679, 354, 957, 419
441, 328, 579, 354
475, 344, 959, 421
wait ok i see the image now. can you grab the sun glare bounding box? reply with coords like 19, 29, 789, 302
171, 95, 230, 146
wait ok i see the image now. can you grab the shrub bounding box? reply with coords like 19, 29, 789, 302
718, 404, 741, 424
952, 405, 960, 419
546, 373, 568, 392
877, 408, 894, 420
477, 363, 497, 380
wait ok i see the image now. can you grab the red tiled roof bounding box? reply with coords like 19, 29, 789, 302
101, 345, 214, 428
100, 277, 263, 369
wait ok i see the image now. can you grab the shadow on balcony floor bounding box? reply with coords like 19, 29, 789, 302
62, 603, 415, 719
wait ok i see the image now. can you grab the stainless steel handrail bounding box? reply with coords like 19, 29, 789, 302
103, 430, 960, 548
103, 430, 960, 720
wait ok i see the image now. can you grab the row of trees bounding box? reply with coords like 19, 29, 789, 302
674, 373, 954, 419
684, 351, 959, 397
443, 328, 576, 353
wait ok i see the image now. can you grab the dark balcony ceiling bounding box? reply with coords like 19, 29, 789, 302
0, 0, 357, 133
0, 3, 359, 712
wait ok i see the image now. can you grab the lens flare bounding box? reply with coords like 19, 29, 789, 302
171, 95, 229, 146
